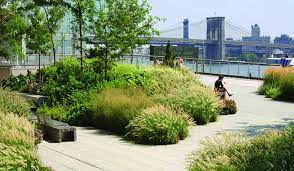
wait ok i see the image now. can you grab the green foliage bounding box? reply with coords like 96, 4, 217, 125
259, 67, 294, 101
0, 1, 28, 59
26, 6, 52, 71
221, 100, 237, 115
164, 41, 176, 67
265, 86, 281, 99
89, 88, 155, 134
126, 105, 192, 145
238, 53, 258, 62
0, 111, 48, 170
189, 126, 294, 171
92, 0, 159, 80
1, 74, 29, 92
154, 85, 221, 125
0, 88, 30, 117
42, 57, 98, 103
37, 103, 68, 122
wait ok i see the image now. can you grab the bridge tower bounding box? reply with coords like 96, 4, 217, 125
183, 19, 189, 39
206, 17, 225, 60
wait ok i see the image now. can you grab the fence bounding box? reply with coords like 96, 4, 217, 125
121, 55, 280, 79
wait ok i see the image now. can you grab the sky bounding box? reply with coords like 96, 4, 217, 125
149, 0, 294, 38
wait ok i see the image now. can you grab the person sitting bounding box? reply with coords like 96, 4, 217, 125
153, 58, 160, 66
214, 75, 233, 99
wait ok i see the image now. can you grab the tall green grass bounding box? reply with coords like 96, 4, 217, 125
0, 112, 48, 170
189, 126, 294, 171
154, 85, 222, 125
89, 88, 155, 134
126, 105, 193, 145
259, 67, 294, 101
0, 88, 31, 117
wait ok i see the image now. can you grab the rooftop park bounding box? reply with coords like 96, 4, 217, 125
2, 56, 236, 145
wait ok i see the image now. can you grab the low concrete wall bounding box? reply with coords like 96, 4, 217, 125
0, 67, 12, 80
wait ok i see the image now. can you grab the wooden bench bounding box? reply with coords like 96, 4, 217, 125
37, 113, 76, 143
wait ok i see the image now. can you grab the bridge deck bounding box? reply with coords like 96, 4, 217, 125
38, 75, 294, 171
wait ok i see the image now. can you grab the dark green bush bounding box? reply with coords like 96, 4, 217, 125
126, 106, 192, 145
189, 126, 294, 171
1, 74, 29, 92
221, 100, 237, 115
0, 88, 30, 117
89, 88, 155, 134
42, 57, 98, 103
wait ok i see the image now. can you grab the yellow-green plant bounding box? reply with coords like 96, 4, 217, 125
126, 105, 193, 145
189, 126, 294, 171
89, 88, 155, 134
0, 88, 31, 117
0, 112, 47, 170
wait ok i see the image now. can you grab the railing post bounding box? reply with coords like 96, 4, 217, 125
196, 60, 198, 73
228, 61, 230, 75
202, 60, 205, 73
218, 62, 221, 74
258, 64, 261, 78
209, 60, 212, 73
238, 61, 240, 77
247, 63, 250, 77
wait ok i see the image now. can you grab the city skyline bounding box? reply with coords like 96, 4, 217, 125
149, 0, 294, 38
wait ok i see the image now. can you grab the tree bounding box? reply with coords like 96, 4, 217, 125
164, 41, 176, 67
33, 0, 65, 65
92, 0, 159, 80
26, 7, 51, 80
0, 1, 28, 60
239, 53, 258, 62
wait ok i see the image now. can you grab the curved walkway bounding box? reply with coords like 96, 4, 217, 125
38, 75, 294, 171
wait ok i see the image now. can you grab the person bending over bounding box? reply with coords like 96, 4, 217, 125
214, 75, 233, 97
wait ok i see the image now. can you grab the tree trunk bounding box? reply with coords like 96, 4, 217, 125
38, 53, 41, 83
78, 5, 83, 71
131, 48, 134, 64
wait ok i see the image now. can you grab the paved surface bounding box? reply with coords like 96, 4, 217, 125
38, 75, 294, 171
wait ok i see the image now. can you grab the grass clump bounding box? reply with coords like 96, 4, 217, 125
89, 88, 155, 134
0, 112, 48, 170
155, 85, 222, 125
189, 126, 294, 171
0, 88, 30, 117
126, 105, 193, 145
259, 67, 294, 101
221, 100, 237, 115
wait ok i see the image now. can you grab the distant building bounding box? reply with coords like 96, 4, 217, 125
242, 24, 271, 44
251, 24, 261, 38
274, 34, 294, 45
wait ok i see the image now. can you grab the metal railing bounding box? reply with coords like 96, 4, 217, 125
121, 55, 280, 79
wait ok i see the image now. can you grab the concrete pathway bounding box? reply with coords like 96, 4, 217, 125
38, 75, 294, 171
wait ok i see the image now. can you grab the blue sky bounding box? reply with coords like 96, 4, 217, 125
149, 0, 294, 38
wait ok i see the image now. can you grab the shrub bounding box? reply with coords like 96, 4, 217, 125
265, 86, 281, 99
37, 104, 69, 122
1, 74, 29, 92
0, 112, 47, 170
188, 126, 294, 171
155, 85, 222, 125
144, 66, 200, 95
260, 67, 294, 102
89, 88, 155, 134
0, 88, 31, 117
42, 57, 98, 103
126, 105, 193, 145
221, 100, 237, 115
